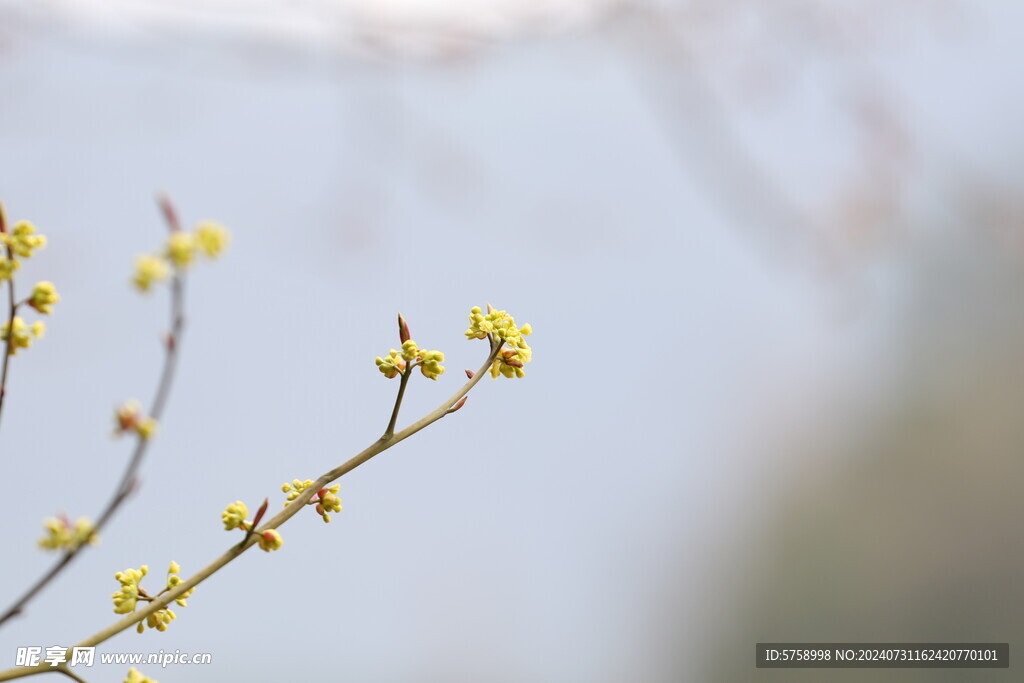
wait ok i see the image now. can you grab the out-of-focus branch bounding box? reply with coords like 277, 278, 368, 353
0, 198, 187, 628
0, 203, 17, 432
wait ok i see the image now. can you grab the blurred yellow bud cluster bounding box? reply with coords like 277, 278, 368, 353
38, 515, 97, 552
125, 668, 158, 683
114, 400, 158, 440
132, 220, 229, 292
28, 281, 60, 314
0, 217, 46, 281
1, 317, 45, 355
464, 305, 533, 378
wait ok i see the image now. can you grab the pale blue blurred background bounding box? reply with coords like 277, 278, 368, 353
1, 2, 1023, 681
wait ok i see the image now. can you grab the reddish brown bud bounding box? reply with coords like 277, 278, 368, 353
398, 313, 411, 344
157, 194, 181, 232
506, 359, 524, 368
465, 369, 475, 379
486, 302, 495, 314
448, 396, 468, 414
0, 201, 6, 235
252, 497, 269, 528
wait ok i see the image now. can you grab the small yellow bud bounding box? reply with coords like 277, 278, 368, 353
135, 416, 158, 440
165, 232, 196, 269
258, 529, 284, 552
193, 221, 230, 258
168, 561, 181, 574
133, 255, 170, 292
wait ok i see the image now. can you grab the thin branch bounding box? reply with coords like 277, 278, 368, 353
0, 245, 18, 432
0, 225, 187, 628
0, 341, 502, 682
383, 365, 413, 439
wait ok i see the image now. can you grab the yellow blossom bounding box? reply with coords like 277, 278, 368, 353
222, 501, 249, 530
27, 281, 60, 314
112, 565, 148, 614
375, 349, 405, 378
258, 529, 283, 552
165, 561, 193, 607
114, 401, 158, 439
38, 516, 98, 551
165, 232, 196, 269
194, 221, 230, 258
465, 305, 533, 379
418, 349, 445, 380
133, 255, 170, 292
1, 316, 44, 354
281, 479, 315, 505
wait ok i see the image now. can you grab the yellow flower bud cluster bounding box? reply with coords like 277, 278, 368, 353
0, 219, 47, 280
125, 668, 158, 683
464, 305, 533, 378
3, 220, 46, 258
282, 479, 342, 524
195, 221, 230, 257
221, 500, 249, 531
1, 317, 45, 355
112, 565, 148, 615
28, 281, 60, 314
375, 339, 445, 380
38, 515, 98, 551
114, 400, 158, 440
132, 220, 230, 292
314, 484, 342, 523
113, 562, 192, 633
165, 561, 194, 607
0, 211, 58, 353
282, 479, 315, 505
140, 606, 177, 633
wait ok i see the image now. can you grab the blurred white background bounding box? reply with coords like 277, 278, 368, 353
1, 1, 1022, 681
